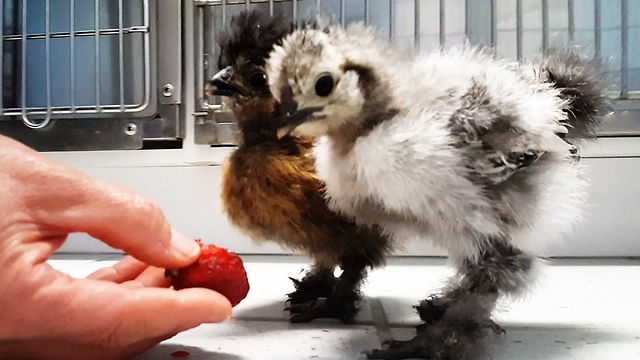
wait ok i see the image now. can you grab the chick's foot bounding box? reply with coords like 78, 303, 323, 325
414, 297, 505, 335
285, 288, 360, 324
287, 269, 338, 305
414, 295, 449, 329
365, 317, 502, 360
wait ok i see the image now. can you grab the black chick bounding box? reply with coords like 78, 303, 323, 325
206, 10, 393, 324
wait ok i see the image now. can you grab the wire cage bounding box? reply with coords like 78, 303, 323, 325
193, 0, 640, 144
0, 0, 153, 129
1, 0, 639, 150
0, 0, 185, 151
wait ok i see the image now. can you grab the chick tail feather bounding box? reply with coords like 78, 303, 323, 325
539, 50, 611, 140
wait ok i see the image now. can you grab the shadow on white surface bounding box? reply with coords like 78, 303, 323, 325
135, 343, 243, 360
232, 297, 375, 325
388, 324, 640, 360
490, 325, 640, 360
136, 321, 380, 360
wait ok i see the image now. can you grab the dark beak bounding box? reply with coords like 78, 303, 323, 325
206, 66, 244, 96
276, 106, 325, 140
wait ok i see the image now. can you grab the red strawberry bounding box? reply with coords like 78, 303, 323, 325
165, 239, 249, 307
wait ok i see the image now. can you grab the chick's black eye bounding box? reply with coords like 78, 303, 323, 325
315, 75, 334, 97
248, 73, 267, 89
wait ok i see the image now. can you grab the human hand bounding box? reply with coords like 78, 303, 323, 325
0, 135, 232, 360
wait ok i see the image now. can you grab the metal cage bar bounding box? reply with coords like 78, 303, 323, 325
363, 0, 369, 26
44, 0, 51, 124
292, 0, 297, 23
541, 0, 549, 51
567, 0, 574, 43
464, 0, 469, 40
94, 0, 101, 113
516, 0, 523, 60
19, 0, 46, 127
490, 0, 497, 46
19, 0, 52, 128
195, 3, 206, 112
70, 0, 76, 111
594, 0, 602, 58
2, 28, 150, 41
414, 0, 419, 51
118, 0, 125, 111
439, 0, 445, 45
389, 0, 395, 44
620, 0, 629, 98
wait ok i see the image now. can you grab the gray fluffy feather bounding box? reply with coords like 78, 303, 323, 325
534, 49, 611, 140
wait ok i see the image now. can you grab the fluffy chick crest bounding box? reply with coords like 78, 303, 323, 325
217, 10, 292, 70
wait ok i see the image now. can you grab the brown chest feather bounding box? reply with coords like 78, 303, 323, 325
221, 140, 330, 245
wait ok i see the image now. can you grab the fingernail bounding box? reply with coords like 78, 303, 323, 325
171, 228, 200, 260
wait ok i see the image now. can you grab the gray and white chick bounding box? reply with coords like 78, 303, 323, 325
266, 22, 609, 360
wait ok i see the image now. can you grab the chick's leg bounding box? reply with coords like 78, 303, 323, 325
287, 261, 338, 305
366, 240, 534, 360
287, 225, 391, 324
418, 241, 533, 331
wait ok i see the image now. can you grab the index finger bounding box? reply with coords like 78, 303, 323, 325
3, 137, 200, 268
42, 180, 200, 269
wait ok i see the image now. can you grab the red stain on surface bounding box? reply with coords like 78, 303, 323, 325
171, 350, 191, 358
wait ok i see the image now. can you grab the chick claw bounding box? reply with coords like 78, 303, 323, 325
363, 344, 432, 360
285, 297, 358, 324
363, 334, 440, 360
414, 297, 449, 329
413, 297, 506, 336
484, 320, 507, 335
383, 339, 414, 349
286, 273, 337, 305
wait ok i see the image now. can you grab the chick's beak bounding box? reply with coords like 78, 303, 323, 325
276, 106, 325, 139
276, 84, 324, 139
206, 66, 243, 96
276, 123, 297, 140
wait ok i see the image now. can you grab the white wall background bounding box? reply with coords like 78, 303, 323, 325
48, 133, 640, 258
